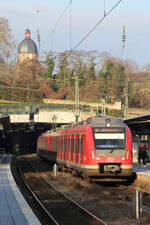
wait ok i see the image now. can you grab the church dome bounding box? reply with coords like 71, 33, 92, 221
18, 29, 38, 55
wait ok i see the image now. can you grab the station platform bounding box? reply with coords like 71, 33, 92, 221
133, 163, 150, 193
0, 154, 41, 225
133, 163, 150, 177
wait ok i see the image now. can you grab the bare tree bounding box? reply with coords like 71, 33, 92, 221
0, 16, 11, 61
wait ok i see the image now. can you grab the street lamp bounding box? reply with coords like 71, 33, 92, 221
52, 114, 57, 131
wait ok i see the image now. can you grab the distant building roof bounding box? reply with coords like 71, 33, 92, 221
18, 28, 38, 55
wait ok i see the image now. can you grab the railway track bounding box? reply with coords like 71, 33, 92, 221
15, 156, 107, 225
11, 154, 150, 225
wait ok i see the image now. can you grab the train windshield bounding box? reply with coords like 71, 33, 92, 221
93, 127, 125, 150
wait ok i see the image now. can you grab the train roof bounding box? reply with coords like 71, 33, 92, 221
67, 115, 125, 128
86, 116, 124, 128
39, 116, 126, 137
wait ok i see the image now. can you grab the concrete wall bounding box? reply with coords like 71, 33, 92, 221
10, 111, 96, 124
43, 99, 122, 110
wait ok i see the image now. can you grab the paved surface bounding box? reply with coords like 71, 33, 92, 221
133, 163, 150, 177
0, 155, 41, 225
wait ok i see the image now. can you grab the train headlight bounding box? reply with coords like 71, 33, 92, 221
91, 151, 95, 159
126, 150, 129, 159
122, 157, 125, 160
106, 118, 111, 127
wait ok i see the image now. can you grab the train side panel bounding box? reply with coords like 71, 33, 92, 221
37, 117, 133, 180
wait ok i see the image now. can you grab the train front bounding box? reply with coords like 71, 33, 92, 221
85, 116, 133, 180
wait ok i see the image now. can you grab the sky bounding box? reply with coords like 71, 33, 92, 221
1, 0, 150, 67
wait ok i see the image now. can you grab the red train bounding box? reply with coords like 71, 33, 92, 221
37, 116, 133, 181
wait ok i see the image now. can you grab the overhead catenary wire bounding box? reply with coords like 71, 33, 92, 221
43, 0, 72, 51
72, 0, 123, 51
116, 25, 150, 60
36, 78, 137, 86
69, 0, 72, 51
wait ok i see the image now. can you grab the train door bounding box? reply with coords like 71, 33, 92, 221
73, 134, 76, 164
71, 135, 74, 163
59, 136, 61, 160
66, 135, 69, 162
47, 136, 49, 152
64, 135, 67, 162
61, 136, 64, 162
69, 135, 71, 164
44, 136, 47, 151
57, 136, 60, 160
75, 134, 80, 164
78, 134, 84, 165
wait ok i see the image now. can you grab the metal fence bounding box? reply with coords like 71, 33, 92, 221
0, 104, 98, 114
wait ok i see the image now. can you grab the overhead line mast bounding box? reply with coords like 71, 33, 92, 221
104, 0, 106, 16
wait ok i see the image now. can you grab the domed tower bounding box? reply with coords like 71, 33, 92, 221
17, 28, 38, 64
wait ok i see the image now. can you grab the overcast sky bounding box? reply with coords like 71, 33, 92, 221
1, 0, 150, 67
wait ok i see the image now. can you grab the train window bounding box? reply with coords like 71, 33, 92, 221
76, 135, 79, 154
58, 137, 59, 152
53, 137, 55, 151
64, 136, 67, 160
80, 137, 83, 154
63, 136, 65, 155
44, 136, 46, 149
49, 137, 52, 151
93, 128, 125, 150
55, 137, 57, 152
61, 136, 63, 154
71, 135, 74, 152
68, 135, 71, 161
51, 137, 54, 151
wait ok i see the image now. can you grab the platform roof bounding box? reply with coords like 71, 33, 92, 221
123, 114, 150, 135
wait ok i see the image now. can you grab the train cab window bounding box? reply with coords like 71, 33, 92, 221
93, 127, 125, 150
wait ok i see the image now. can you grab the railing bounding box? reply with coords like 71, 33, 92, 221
0, 104, 98, 114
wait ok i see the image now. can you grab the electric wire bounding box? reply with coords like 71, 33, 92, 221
116, 28, 150, 61
70, 0, 72, 51
43, 0, 72, 51
71, 0, 123, 51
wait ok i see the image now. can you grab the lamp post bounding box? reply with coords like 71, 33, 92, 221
52, 114, 57, 131
102, 98, 106, 115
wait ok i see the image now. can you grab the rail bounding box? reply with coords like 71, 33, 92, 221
16, 157, 107, 225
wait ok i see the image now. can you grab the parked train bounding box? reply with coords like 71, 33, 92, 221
37, 116, 133, 181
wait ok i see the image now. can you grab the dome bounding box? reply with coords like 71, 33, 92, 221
18, 39, 38, 54
25, 28, 30, 33
18, 28, 38, 55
